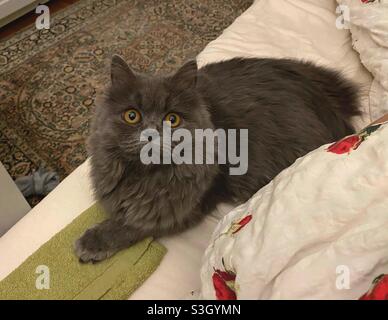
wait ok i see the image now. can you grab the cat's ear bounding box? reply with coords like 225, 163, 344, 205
171, 60, 198, 92
111, 55, 137, 87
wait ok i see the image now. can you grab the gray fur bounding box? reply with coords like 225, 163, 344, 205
75, 56, 360, 263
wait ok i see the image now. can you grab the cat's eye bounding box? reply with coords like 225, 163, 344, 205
123, 109, 141, 125
164, 112, 181, 128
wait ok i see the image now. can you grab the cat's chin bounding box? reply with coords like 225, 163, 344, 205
135, 161, 216, 178
137, 162, 182, 173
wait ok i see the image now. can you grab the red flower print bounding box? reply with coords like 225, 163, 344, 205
212, 269, 237, 300
228, 214, 253, 235
360, 274, 388, 300
211, 214, 253, 248
327, 121, 386, 155
327, 135, 361, 154
232, 215, 252, 234
216, 270, 236, 282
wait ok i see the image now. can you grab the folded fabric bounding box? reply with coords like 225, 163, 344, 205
0, 203, 166, 300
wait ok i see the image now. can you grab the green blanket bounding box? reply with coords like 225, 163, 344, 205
0, 203, 166, 300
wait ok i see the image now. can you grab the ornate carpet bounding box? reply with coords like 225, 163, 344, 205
0, 0, 251, 205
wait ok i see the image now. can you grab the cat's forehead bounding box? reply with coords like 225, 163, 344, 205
137, 77, 170, 112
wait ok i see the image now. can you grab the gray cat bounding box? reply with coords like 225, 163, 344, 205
75, 55, 360, 263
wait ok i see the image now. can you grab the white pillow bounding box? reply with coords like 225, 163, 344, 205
336, 0, 388, 120
199, 120, 388, 300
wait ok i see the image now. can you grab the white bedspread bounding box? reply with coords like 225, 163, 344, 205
200, 120, 388, 300
0, 0, 376, 299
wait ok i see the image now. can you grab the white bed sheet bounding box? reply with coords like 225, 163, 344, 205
0, 0, 374, 299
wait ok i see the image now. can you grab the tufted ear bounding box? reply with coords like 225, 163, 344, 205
170, 60, 198, 92
111, 54, 137, 87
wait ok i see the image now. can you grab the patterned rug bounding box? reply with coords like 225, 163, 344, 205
0, 0, 251, 205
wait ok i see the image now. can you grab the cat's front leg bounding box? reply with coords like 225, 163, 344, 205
74, 219, 140, 263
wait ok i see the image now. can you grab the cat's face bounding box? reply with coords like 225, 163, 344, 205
89, 55, 213, 163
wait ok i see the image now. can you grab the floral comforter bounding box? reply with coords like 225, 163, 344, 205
199, 119, 388, 300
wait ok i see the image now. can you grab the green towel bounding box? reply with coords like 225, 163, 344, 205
0, 203, 166, 300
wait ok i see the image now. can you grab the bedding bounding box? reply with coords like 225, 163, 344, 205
199, 116, 388, 300
0, 0, 380, 299
335, 0, 388, 121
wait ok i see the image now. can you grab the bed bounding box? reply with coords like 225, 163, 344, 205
0, 0, 378, 299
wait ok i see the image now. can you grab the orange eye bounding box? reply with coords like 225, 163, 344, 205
164, 112, 181, 128
123, 109, 141, 124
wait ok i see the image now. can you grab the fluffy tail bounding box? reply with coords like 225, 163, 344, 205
306, 62, 362, 139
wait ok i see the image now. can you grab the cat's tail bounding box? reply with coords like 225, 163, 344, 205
310, 64, 362, 139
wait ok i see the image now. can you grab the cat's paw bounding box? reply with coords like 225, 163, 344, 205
74, 226, 117, 263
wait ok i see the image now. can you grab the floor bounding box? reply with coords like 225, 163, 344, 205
0, 0, 80, 206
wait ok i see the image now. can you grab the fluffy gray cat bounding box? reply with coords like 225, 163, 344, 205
75, 55, 360, 263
